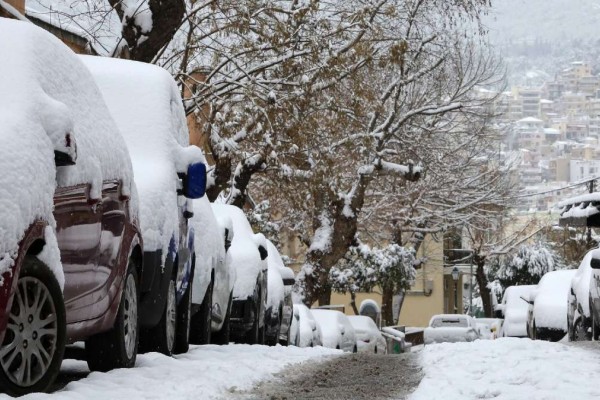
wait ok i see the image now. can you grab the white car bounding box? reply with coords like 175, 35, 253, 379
278, 265, 296, 345
264, 240, 295, 346
189, 196, 235, 344
424, 314, 480, 344
496, 285, 536, 338
347, 316, 387, 354
290, 304, 322, 347
527, 269, 577, 342
211, 204, 268, 344
82, 56, 207, 356
568, 250, 593, 341
311, 309, 357, 352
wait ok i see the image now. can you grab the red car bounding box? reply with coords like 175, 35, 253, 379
0, 20, 143, 395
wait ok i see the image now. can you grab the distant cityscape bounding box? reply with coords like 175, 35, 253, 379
494, 61, 600, 213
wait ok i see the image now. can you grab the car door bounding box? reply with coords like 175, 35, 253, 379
54, 184, 102, 323
93, 180, 128, 318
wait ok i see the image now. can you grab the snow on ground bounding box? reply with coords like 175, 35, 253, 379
410, 338, 600, 400
7, 345, 339, 400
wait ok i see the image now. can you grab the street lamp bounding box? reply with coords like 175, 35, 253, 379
452, 267, 460, 314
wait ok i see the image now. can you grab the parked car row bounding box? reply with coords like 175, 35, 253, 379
496, 265, 590, 342
289, 305, 389, 354
0, 19, 297, 395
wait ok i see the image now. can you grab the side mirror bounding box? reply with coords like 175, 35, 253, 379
224, 228, 232, 252
258, 245, 268, 261
179, 162, 207, 199
591, 257, 600, 269
283, 277, 296, 286
54, 133, 77, 167
494, 309, 503, 319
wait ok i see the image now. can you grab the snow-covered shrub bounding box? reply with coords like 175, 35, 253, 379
496, 243, 563, 289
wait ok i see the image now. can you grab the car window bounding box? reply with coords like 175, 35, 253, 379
431, 317, 468, 328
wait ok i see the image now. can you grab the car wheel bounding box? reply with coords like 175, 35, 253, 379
266, 309, 282, 347
593, 312, 600, 341
174, 277, 193, 354
212, 293, 232, 345
141, 277, 176, 356
190, 278, 213, 345
0, 257, 66, 396
244, 286, 261, 345
353, 345, 358, 353
573, 317, 592, 342
87, 257, 138, 371
374, 346, 378, 354
279, 316, 291, 347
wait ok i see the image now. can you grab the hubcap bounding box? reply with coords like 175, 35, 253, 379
166, 280, 176, 352
0, 277, 57, 387
123, 273, 138, 360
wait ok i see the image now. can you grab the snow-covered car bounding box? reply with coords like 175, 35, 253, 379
189, 196, 235, 344
290, 304, 322, 347
311, 309, 357, 352
526, 269, 577, 341
588, 250, 600, 339
211, 204, 268, 344
495, 285, 536, 338
278, 265, 296, 345
264, 240, 295, 346
424, 314, 480, 344
347, 316, 386, 353
82, 56, 207, 356
568, 250, 593, 341
0, 20, 144, 394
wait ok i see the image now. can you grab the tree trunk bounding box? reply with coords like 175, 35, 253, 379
474, 255, 493, 317
110, 0, 185, 62
381, 284, 395, 326
303, 175, 372, 305
349, 291, 359, 315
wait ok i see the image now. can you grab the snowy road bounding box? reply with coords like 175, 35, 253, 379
4, 339, 600, 399
411, 338, 600, 400
0, 345, 339, 400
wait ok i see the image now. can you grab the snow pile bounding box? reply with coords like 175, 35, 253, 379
211, 204, 266, 299
189, 196, 233, 306
81, 56, 203, 254
266, 240, 285, 310
532, 269, 577, 330
13, 345, 339, 400
498, 285, 536, 337
411, 339, 600, 400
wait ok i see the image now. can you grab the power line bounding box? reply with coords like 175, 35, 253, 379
507, 176, 599, 200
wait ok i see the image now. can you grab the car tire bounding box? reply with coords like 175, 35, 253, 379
190, 278, 212, 345
266, 309, 282, 347
353, 345, 358, 353
593, 312, 600, 341
279, 316, 291, 347
374, 346, 378, 354
0, 257, 66, 396
87, 258, 138, 371
212, 293, 232, 345
141, 277, 177, 356
573, 317, 591, 342
174, 277, 193, 354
